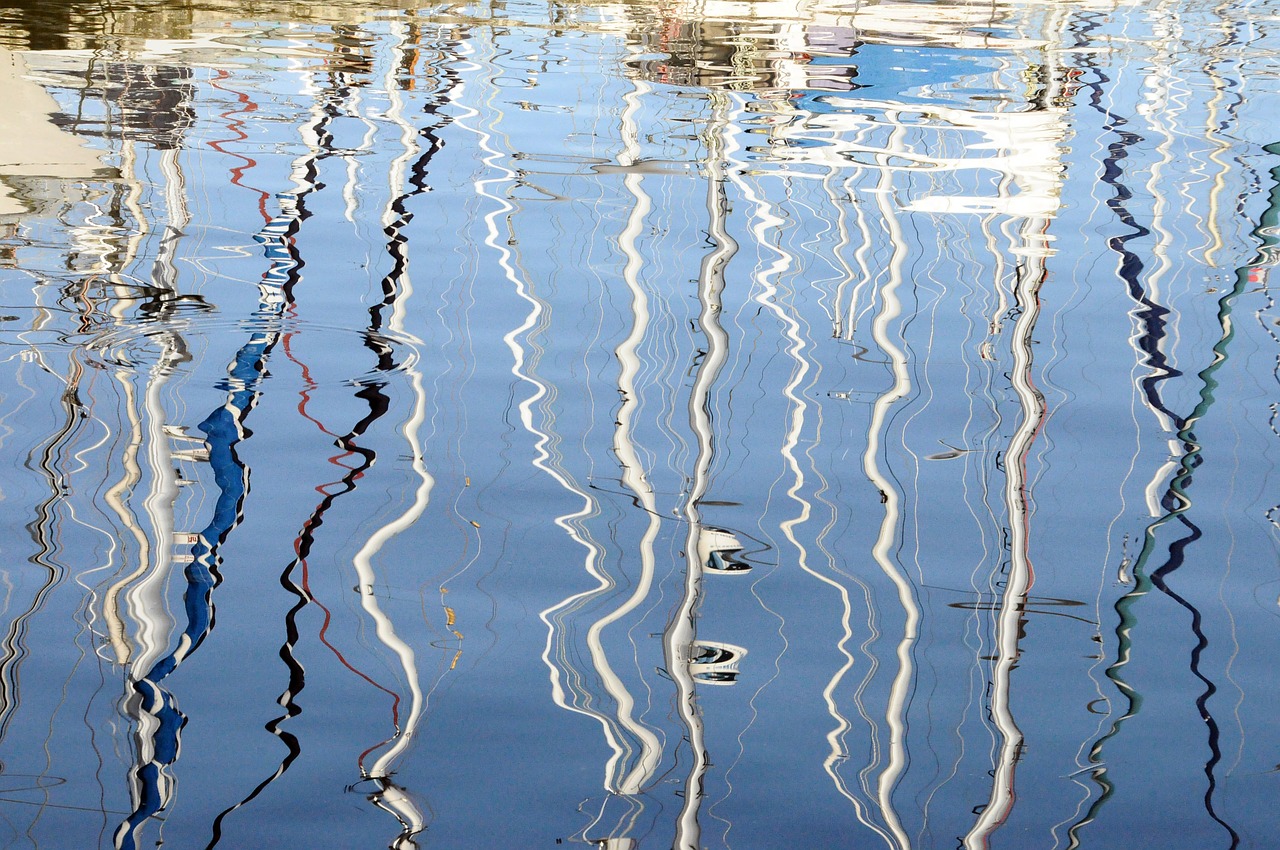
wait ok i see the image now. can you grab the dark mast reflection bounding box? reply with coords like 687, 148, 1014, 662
1068, 16, 1272, 846
199, 48, 359, 848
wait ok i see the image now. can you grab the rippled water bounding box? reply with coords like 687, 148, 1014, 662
0, 1, 1278, 847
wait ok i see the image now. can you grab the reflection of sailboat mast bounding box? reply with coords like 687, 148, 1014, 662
602, 72, 666, 798
962, 39, 1068, 844
348, 22, 437, 847
964, 201, 1049, 850
1064, 22, 1260, 843
116, 50, 356, 849
862, 120, 918, 850
1071, 139, 1278, 848
460, 58, 669, 812
202, 58, 355, 845
521, 59, 665, 846
0, 352, 86, 742
668, 89, 739, 850
114, 140, 197, 850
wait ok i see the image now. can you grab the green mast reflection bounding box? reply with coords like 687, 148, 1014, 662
1069, 139, 1280, 849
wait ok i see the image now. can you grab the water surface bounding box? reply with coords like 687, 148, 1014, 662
0, 1, 1277, 848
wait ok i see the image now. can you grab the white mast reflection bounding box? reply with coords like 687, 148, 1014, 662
861, 119, 918, 850
962, 167, 1055, 850
454, 34, 667, 802
666, 88, 743, 850
351, 20, 431, 847
599, 70, 667, 798
512, 72, 666, 816
113, 137, 195, 849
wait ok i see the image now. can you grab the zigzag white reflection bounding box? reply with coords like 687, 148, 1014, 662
455, 36, 667, 805
527, 79, 670, 809
455, 33, 665, 824
350, 365, 432, 847
599, 72, 667, 798
722, 94, 901, 847
742, 25, 1069, 839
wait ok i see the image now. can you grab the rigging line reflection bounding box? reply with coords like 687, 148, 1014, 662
4, 261, 114, 834
1060, 16, 1186, 835
221, 372, 403, 849
208, 69, 273, 222
1078, 20, 1183, 437
0, 347, 89, 745
213, 26, 447, 847
1119, 142, 1277, 850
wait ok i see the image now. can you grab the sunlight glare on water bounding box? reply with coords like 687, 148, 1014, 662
0, 0, 1277, 848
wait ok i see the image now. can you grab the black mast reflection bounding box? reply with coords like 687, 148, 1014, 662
194, 54, 354, 848
1068, 16, 1272, 845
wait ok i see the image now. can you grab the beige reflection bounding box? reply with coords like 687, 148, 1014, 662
0, 47, 109, 217
76, 144, 187, 694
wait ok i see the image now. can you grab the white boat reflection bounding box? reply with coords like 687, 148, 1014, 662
697, 527, 752, 575
688, 640, 748, 685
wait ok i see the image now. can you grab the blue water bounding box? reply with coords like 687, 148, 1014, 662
0, 1, 1277, 848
